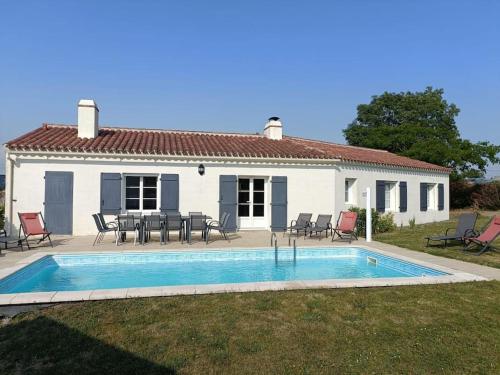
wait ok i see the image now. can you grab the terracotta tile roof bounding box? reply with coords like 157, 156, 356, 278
5, 124, 450, 172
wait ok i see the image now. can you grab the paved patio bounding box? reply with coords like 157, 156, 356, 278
1, 230, 499, 280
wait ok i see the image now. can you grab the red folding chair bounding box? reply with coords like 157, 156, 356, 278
18, 212, 53, 250
332, 211, 358, 243
463, 215, 500, 255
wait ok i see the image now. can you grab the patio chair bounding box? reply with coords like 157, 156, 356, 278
166, 212, 183, 243
116, 214, 142, 246
188, 213, 207, 244
285, 213, 312, 237
425, 212, 478, 247
331, 211, 358, 244
144, 214, 166, 244
18, 212, 53, 250
0, 227, 23, 251
206, 212, 231, 243
462, 215, 500, 255
97, 213, 118, 232
306, 214, 333, 238
92, 214, 117, 246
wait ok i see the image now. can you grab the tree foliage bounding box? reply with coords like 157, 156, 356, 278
343, 87, 500, 179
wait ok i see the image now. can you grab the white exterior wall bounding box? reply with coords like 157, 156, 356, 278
5, 154, 335, 236
4, 152, 449, 236
334, 163, 449, 226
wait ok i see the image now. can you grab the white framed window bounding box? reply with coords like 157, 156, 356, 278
384, 182, 397, 212
124, 175, 158, 211
427, 183, 437, 210
344, 178, 357, 204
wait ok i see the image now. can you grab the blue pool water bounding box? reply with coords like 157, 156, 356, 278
0, 248, 447, 293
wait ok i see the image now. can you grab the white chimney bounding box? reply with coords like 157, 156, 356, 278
264, 116, 283, 140
77, 99, 99, 138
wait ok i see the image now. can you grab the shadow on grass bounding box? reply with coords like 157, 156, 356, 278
0, 316, 175, 374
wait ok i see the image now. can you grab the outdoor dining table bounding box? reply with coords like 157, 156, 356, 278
116, 214, 212, 244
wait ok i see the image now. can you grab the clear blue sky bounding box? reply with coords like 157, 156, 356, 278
1, 0, 499, 175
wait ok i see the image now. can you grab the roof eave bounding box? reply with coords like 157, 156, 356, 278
6, 148, 341, 165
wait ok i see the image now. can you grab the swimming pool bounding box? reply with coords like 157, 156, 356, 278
0, 247, 447, 294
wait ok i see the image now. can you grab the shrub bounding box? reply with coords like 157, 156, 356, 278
450, 180, 477, 209
377, 212, 396, 233
408, 216, 416, 229
348, 207, 395, 236
472, 182, 500, 210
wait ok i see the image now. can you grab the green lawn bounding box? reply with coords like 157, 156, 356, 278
1, 282, 499, 374
375, 211, 500, 269
1, 212, 499, 374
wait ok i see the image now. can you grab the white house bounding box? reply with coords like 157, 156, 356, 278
4, 100, 450, 236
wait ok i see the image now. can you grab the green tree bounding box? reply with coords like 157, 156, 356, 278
343, 87, 500, 179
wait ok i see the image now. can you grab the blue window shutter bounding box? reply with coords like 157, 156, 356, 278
219, 175, 237, 231
438, 183, 444, 211
271, 176, 287, 231
376, 180, 385, 213
420, 183, 428, 211
160, 174, 179, 213
399, 181, 407, 212
100, 173, 122, 214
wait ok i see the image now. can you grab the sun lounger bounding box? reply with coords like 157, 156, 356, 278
18, 212, 53, 250
463, 215, 500, 255
286, 213, 312, 236
425, 212, 477, 247
306, 214, 333, 238
331, 211, 358, 243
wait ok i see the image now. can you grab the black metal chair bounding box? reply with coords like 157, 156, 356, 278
116, 214, 141, 245
97, 213, 118, 232
144, 214, 166, 244
92, 214, 117, 246
166, 212, 183, 243
189, 214, 207, 244
206, 212, 231, 243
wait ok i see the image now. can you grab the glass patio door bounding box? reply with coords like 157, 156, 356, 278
238, 177, 267, 229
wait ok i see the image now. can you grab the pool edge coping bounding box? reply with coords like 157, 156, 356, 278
0, 245, 489, 305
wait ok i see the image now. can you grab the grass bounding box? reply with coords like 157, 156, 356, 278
1, 210, 499, 373
375, 211, 500, 269
1, 282, 500, 374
